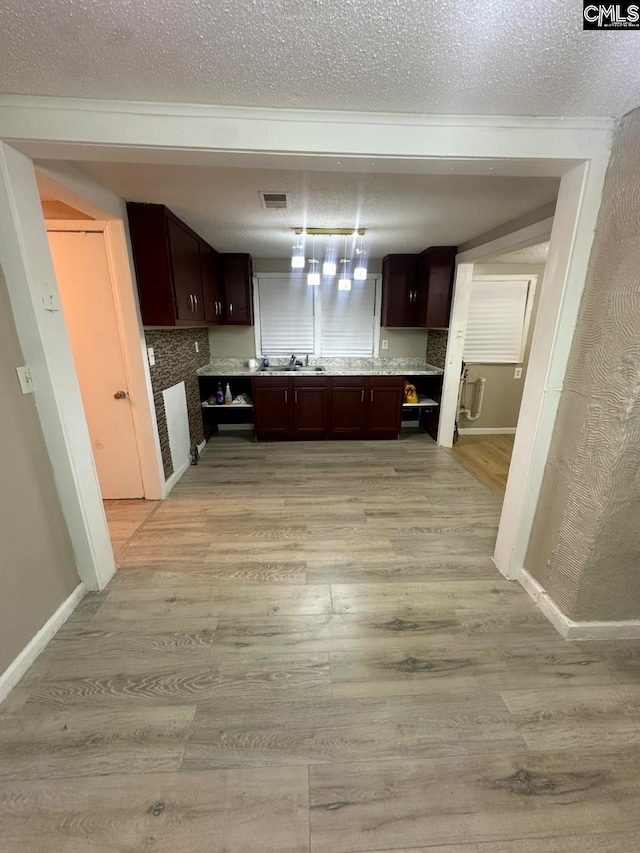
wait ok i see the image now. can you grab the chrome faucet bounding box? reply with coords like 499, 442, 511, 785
289, 354, 297, 368
305, 354, 310, 367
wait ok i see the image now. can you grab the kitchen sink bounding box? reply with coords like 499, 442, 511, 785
259, 365, 326, 373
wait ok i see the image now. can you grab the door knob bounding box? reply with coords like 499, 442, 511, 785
114, 390, 128, 399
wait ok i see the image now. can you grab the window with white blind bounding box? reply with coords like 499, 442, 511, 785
256, 276, 315, 355
255, 274, 379, 357
321, 278, 377, 357
463, 276, 536, 364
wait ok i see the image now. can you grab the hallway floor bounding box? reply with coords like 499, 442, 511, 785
450, 433, 515, 498
2, 435, 640, 851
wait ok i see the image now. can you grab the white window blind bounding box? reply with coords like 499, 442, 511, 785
464, 278, 532, 363
257, 276, 315, 355
320, 278, 376, 357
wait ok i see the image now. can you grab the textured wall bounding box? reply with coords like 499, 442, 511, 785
0, 267, 79, 675
144, 329, 210, 478
526, 108, 640, 621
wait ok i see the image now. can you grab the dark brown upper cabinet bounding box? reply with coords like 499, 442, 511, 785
127, 203, 204, 327
419, 246, 457, 329
381, 255, 420, 328
127, 203, 254, 328
219, 253, 254, 326
200, 244, 224, 325
382, 246, 456, 329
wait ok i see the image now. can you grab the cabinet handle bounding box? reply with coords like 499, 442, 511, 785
217, 301, 221, 315
194, 294, 198, 312
229, 302, 233, 317
295, 390, 298, 403
189, 294, 193, 312
284, 390, 288, 403
361, 389, 364, 403
371, 389, 374, 403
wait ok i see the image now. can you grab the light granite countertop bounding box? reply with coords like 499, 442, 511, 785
198, 357, 444, 378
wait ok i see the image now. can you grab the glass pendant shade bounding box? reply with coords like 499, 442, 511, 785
291, 245, 305, 269
338, 278, 352, 291
323, 242, 337, 276
353, 250, 368, 281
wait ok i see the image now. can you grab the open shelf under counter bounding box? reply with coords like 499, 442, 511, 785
403, 396, 439, 408
201, 401, 254, 409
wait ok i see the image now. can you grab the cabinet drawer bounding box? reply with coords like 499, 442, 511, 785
369, 375, 404, 387
253, 376, 290, 388
292, 376, 329, 388
330, 376, 366, 387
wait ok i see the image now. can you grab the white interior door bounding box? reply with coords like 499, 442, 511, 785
48, 230, 145, 499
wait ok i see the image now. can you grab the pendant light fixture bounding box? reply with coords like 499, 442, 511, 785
338, 234, 352, 291
322, 235, 337, 277
291, 229, 305, 269
353, 231, 368, 281
307, 234, 320, 286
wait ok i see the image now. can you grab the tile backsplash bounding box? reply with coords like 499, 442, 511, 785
144, 328, 210, 478
426, 329, 448, 369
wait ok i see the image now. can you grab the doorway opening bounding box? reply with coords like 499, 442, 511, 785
39, 188, 163, 563
450, 257, 546, 498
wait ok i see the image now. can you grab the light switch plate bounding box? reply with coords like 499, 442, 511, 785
41, 278, 61, 312
147, 347, 155, 367
16, 365, 34, 394
514, 366, 523, 379
382, 339, 389, 350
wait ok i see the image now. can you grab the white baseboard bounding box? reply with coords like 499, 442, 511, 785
0, 583, 85, 705
518, 569, 640, 640
458, 427, 517, 435
162, 439, 207, 496
163, 457, 190, 496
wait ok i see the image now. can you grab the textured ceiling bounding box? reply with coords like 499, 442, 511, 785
77, 162, 558, 257
1, 1, 640, 117
486, 241, 550, 264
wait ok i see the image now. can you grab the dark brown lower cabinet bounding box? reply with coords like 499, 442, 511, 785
368, 377, 404, 436
254, 375, 404, 441
292, 379, 328, 436
330, 378, 367, 435
253, 378, 290, 437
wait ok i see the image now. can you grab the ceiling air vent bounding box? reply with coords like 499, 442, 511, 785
259, 191, 290, 210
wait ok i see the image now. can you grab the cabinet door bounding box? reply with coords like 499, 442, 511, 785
127, 203, 176, 326
368, 382, 403, 436
423, 246, 457, 328
167, 219, 205, 322
200, 244, 223, 325
381, 255, 419, 327
253, 379, 290, 436
221, 254, 254, 325
292, 381, 328, 435
330, 382, 367, 435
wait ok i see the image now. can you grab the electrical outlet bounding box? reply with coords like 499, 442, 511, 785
382, 339, 389, 350
195, 341, 200, 353
514, 366, 523, 379
16, 365, 34, 394
147, 347, 155, 367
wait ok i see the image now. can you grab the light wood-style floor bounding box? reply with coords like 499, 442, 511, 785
2, 433, 640, 852
103, 498, 159, 559
450, 433, 515, 498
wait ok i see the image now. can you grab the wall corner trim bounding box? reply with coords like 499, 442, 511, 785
0, 583, 85, 705
518, 569, 640, 640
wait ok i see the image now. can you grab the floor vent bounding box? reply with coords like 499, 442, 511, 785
259, 191, 290, 210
